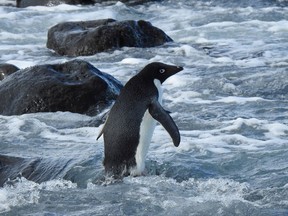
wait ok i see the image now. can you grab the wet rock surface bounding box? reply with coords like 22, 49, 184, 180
15, 0, 159, 7
16, 0, 95, 7
0, 59, 122, 116
0, 63, 20, 81
46, 19, 173, 56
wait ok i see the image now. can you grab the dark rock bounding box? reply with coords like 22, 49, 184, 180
93, 0, 160, 5
47, 19, 173, 56
0, 59, 122, 116
16, 0, 95, 7
16, 0, 159, 7
0, 63, 20, 81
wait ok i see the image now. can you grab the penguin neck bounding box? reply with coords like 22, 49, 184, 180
153, 79, 163, 103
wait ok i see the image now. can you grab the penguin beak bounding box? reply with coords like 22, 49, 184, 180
176, 66, 184, 72
162, 65, 183, 83
170, 65, 183, 76
158, 63, 184, 83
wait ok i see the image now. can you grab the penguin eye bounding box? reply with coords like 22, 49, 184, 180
159, 69, 165, 74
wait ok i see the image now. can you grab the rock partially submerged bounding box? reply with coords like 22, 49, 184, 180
0, 63, 20, 81
47, 19, 173, 56
16, 0, 158, 7
16, 0, 95, 7
0, 59, 122, 116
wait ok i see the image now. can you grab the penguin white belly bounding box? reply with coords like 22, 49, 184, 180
130, 79, 163, 176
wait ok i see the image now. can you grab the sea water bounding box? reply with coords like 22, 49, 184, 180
0, 0, 288, 215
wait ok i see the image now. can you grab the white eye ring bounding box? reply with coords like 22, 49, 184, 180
159, 69, 165, 73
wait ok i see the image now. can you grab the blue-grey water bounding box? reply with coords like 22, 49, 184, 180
1, 0, 288, 215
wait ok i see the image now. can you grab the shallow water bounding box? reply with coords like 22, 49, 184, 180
1, 0, 288, 215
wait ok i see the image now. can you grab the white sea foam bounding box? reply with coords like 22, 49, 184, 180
0, 177, 76, 214
120, 57, 147, 65
263, 122, 288, 137
268, 20, 288, 32
165, 93, 268, 105
0, 0, 15, 5
0, 178, 39, 213
4, 60, 36, 69
0, 112, 101, 158
0, 189, 9, 213
216, 96, 269, 104
124, 176, 250, 207
171, 45, 198, 57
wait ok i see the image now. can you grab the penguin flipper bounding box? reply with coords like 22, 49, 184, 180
149, 100, 180, 147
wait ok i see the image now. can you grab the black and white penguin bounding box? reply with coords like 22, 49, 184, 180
97, 62, 183, 178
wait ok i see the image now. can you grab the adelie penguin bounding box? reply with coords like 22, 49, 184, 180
97, 62, 183, 178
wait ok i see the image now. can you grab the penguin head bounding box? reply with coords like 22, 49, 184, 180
139, 62, 183, 84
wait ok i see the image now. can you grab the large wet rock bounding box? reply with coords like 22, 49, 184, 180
47, 19, 173, 56
0, 59, 122, 116
0, 63, 20, 81
16, 0, 95, 7
16, 0, 158, 7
